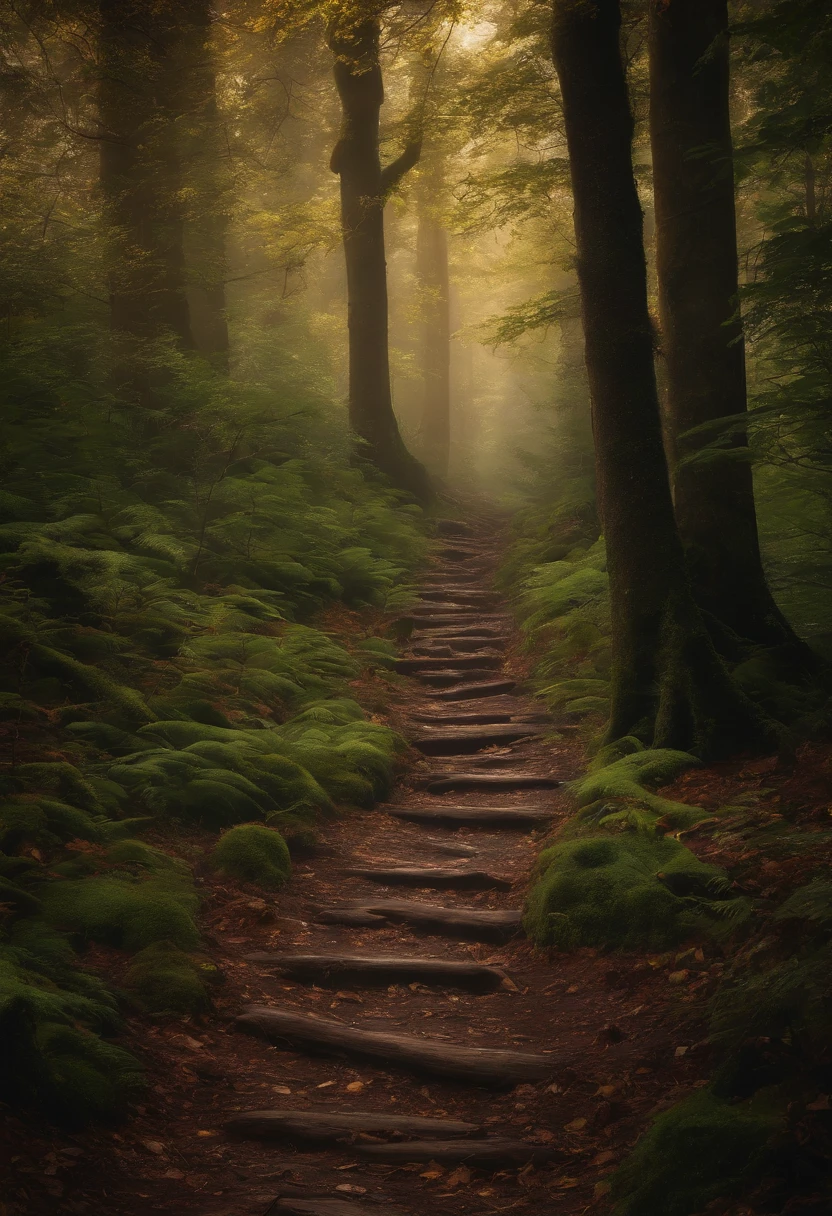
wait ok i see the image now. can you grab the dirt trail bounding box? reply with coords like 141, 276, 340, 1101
3, 516, 710, 1216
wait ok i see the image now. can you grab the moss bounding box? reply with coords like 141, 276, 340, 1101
524, 831, 734, 950
611, 1089, 782, 1216
210, 823, 291, 889
570, 748, 705, 830
41, 841, 198, 951
124, 941, 215, 1014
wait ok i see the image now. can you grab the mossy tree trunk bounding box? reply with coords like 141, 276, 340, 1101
416, 161, 451, 480
98, 0, 194, 349
327, 15, 431, 502
649, 0, 811, 659
550, 0, 774, 755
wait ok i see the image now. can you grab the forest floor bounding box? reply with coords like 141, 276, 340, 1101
3, 512, 831, 1216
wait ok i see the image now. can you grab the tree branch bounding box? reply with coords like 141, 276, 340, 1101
380, 137, 422, 195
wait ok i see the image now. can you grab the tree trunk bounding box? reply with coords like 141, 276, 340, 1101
416, 170, 451, 479
179, 0, 230, 366
98, 0, 193, 348
551, 0, 774, 754
327, 15, 430, 502
649, 0, 809, 657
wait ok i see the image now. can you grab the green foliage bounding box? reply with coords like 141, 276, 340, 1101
0, 921, 141, 1127
210, 823, 292, 889
571, 748, 705, 831
524, 830, 734, 951
610, 1089, 781, 1216
41, 840, 199, 951
124, 942, 217, 1014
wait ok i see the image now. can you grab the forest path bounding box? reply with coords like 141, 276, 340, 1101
22, 517, 707, 1216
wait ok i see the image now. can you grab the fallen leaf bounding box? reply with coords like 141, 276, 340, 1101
163, 1169, 185, 1180
596, 1084, 616, 1097
317, 1080, 336, 1089
593, 1150, 616, 1165
181, 1036, 205, 1050
566, 984, 579, 993
564, 1118, 587, 1132
335, 1163, 360, 1171
142, 1141, 166, 1155
807, 1094, 830, 1111
272, 1085, 292, 1095
674, 1046, 689, 1057
554, 1177, 579, 1188
421, 1170, 443, 1180
335, 1184, 367, 1194
346, 1080, 365, 1093
594, 1180, 612, 1198
446, 1165, 472, 1187
668, 969, 690, 985
477, 1189, 496, 1197
196, 1130, 216, 1138
336, 991, 363, 1003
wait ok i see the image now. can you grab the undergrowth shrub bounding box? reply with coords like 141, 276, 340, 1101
210, 823, 291, 889
610, 1088, 782, 1216
524, 831, 736, 950
124, 942, 217, 1014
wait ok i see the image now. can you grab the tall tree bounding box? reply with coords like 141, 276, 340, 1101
550, 0, 770, 753
98, 0, 194, 349
648, 0, 808, 657
416, 157, 451, 479
327, 11, 430, 500
179, 0, 231, 365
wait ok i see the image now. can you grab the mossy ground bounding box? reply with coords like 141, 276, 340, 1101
611, 1088, 782, 1216
210, 823, 292, 889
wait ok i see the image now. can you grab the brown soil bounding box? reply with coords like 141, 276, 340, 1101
5, 518, 822, 1216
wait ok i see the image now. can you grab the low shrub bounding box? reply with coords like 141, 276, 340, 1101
124, 941, 217, 1014
524, 831, 738, 950
611, 1088, 781, 1216
210, 823, 291, 889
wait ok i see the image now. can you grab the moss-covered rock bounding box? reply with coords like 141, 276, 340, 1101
124, 941, 217, 1013
611, 1089, 781, 1216
524, 831, 734, 950
210, 823, 291, 889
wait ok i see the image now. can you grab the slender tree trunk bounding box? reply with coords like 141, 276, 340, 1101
179, 0, 230, 366
98, 0, 193, 348
327, 15, 430, 501
416, 169, 451, 479
551, 0, 773, 754
649, 0, 808, 657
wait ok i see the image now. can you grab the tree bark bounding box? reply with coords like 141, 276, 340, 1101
551, 0, 774, 754
98, 0, 194, 348
327, 15, 430, 501
416, 167, 451, 478
649, 0, 810, 657
178, 0, 230, 366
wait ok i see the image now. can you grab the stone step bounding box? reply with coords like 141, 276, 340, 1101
411, 711, 513, 725
356, 1138, 557, 1168
413, 725, 541, 755
345, 866, 512, 891
436, 519, 478, 538
315, 899, 522, 942
412, 625, 504, 639
418, 668, 504, 687
271, 1200, 407, 1216
433, 679, 517, 699
386, 804, 556, 828
424, 772, 562, 794
236, 1007, 555, 1086
242, 953, 509, 991
396, 654, 502, 673
419, 589, 498, 604
227, 1108, 482, 1144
